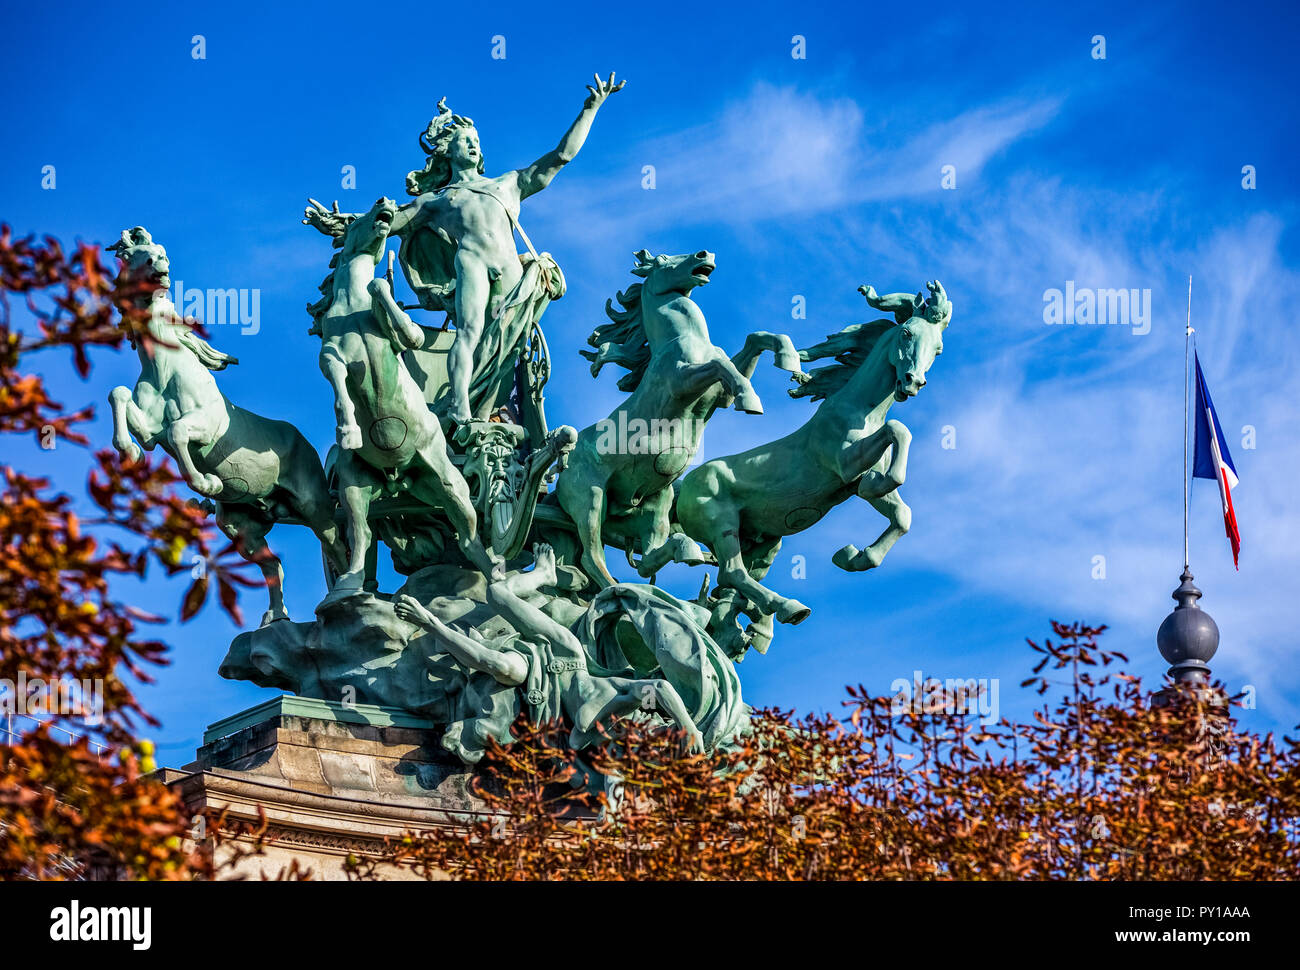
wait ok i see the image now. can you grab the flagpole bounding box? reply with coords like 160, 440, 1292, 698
1183, 274, 1193, 571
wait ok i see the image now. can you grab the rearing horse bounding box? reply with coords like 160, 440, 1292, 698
106, 227, 347, 625
553, 249, 803, 589
651, 280, 952, 649
304, 197, 497, 588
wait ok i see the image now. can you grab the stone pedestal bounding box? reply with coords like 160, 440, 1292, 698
163, 696, 484, 880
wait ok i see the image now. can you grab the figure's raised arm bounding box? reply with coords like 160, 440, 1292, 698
394, 595, 527, 686
858, 283, 926, 324
515, 72, 625, 199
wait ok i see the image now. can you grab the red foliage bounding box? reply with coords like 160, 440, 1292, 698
0, 226, 256, 879
346, 625, 1300, 881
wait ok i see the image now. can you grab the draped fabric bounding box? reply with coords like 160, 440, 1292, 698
583, 584, 750, 753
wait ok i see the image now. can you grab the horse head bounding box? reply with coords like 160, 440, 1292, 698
305, 197, 400, 327
306, 196, 398, 264
889, 280, 949, 401
792, 279, 951, 404
106, 226, 180, 350
630, 248, 715, 299
106, 226, 170, 295
582, 249, 718, 388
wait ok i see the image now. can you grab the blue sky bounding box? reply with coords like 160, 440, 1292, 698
3, 0, 1298, 762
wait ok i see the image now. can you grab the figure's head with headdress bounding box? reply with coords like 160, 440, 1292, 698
405, 97, 484, 196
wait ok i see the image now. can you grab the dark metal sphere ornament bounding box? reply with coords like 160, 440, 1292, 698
1156, 568, 1220, 686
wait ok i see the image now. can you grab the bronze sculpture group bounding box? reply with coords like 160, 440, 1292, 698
106, 74, 953, 764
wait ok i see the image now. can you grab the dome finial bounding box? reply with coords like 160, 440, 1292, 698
1156, 567, 1219, 686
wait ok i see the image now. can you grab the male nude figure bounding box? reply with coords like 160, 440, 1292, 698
386, 74, 625, 425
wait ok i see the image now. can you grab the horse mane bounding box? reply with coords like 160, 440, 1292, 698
579, 283, 649, 392
789, 319, 897, 402
306, 248, 345, 331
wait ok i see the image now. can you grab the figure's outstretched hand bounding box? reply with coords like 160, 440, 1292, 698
303, 198, 350, 237
584, 71, 626, 109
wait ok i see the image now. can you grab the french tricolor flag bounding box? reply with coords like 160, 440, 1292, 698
1192, 353, 1240, 568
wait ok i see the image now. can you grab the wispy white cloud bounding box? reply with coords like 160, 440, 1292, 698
859, 99, 1063, 200
529, 83, 1062, 252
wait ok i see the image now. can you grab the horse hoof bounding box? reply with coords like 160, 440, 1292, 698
832, 545, 859, 570
339, 425, 362, 450
260, 609, 289, 628
834, 543, 882, 571
192, 474, 222, 496
774, 349, 803, 373
858, 549, 884, 570
667, 534, 707, 566
722, 637, 750, 663
116, 442, 142, 463
744, 623, 774, 655
734, 392, 764, 415
776, 600, 811, 624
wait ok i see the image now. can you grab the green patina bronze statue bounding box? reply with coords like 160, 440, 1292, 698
658, 281, 952, 658
106, 74, 954, 766
301, 195, 499, 587
395, 544, 710, 755
377, 73, 624, 427
554, 248, 804, 589
107, 228, 348, 625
